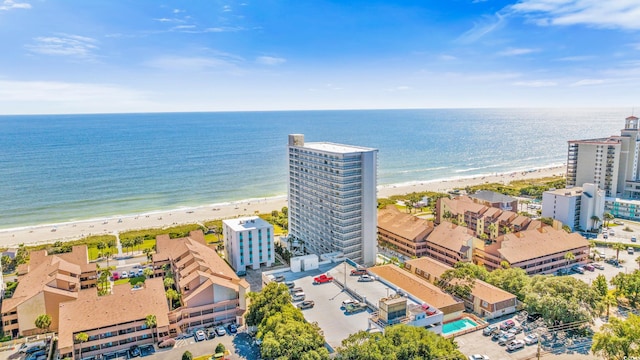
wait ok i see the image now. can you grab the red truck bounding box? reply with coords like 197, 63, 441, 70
313, 274, 334, 284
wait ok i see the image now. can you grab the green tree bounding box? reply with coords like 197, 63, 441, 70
591, 215, 601, 230
215, 343, 226, 354
163, 277, 175, 290
145, 314, 157, 343
182, 351, 193, 360
437, 265, 478, 299
336, 324, 466, 360
97, 241, 106, 253
75, 332, 89, 359
34, 314, 51, 333
564, 251, 575, 268
487, 222, 498, 240
612, 243, 628, 261
166, 289, 180, 310
485, 267, 530, 301
598, 293, 617, 319
134, 237, 144, 252
143, 248, 153, 262
604, 212, 614, 228
636, 255, 640, 270
592, 314, 640, 359
523, 275, 597, 325
593, 274, 609, 299
143, 267, 154, 278
281, 207, 288, 216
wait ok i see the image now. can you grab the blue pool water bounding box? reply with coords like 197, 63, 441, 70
442, 318, 478, 335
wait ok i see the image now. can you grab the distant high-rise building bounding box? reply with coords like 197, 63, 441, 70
287, 134, 378, 266
542, 183, 605, 231
567, 116, 640, 199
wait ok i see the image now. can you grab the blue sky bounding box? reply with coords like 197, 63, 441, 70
1, 0, 639, 114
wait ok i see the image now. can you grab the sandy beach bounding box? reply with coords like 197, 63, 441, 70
0, 165, 565, 248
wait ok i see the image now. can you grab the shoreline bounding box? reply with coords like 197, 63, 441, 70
0, 164, 565, 248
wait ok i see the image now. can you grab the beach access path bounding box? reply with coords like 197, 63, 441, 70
0, 166, 565, 248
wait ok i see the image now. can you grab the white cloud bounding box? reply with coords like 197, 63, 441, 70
173, 9, 184, 14
203, 26, 244, 33
513, 80, 558, 87
222, 5, 232, 12
386, 86, 411, 92
571, 79, 606, 86
0, 0, 31, 11
25, 34, 98, 59
556, 55, 594, 61
256, 56, 286, 65
457, 12, 506, 43
439, 54, 457, 61
171, 25, 196, 31
498, 48, 539, 56
510, 0, 640, 30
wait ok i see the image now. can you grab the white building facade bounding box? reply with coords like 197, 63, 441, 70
287, 134, 378, 266
223, 217, 274, 273
542, 183, 605, 231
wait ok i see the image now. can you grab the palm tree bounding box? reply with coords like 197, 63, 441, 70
612, 242, 627, 261
134, 237, 144, 252
591, 215, 601, 230
107, 239, 116, 251
500, 260, 510, 269
145, 314, 157, 343
75, 332, 89, 359
97, 241, 106, 255
34, 314, 51, 334
104, 250, 112, 267
604, 212, 614, 228
143, 248, 153, 262
564, 252, 575, 268
599, 293, 618, 319
166, 289, 180, 310
487, 223, 498, 240
143, 268, 154, 278
636, 255, 640, 270
163, 277, 175, 290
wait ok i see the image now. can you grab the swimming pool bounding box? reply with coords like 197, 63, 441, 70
442, 318, 478, 335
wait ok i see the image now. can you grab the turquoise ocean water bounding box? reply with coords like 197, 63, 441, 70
0, 108, 630, 229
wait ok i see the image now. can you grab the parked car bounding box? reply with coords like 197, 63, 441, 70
285, 281, 295, 289
358, 275, 375, 282
610, 230, 615, 236
603, 234, 608, 239
291, 292, 306, 302
344, 302, 368, 314
194, 330, 206, 342
227, 323, 238, 334
350, 269, 368, 276
593, 263, 605, 270
215, 326, 227, 336
498, 333, 516, 346
614, 220, 624, 225
290, 287, 303, 294
297, 300, 315, 309
584, 264, 595, 271
482, 325, 498, 336
492, 331, 505, 341
506, 339, 525, 351
112, 272, 120, 280
121, 271, 129, 279
273, 275, 285, 282
468, 355, 489, 360
313, 274, 334, 284
206, 328, 216, 339
572, 265, 585, 274
509, 325, 523, 334
527, 313, 542, 322
628, 247, 635, 255
524, 334, 539, 345
25, 350, 46, 360
128, 345, 140, 358
499, 320, 515, 330
632, 237, 637, 242
341, 299, 359, 309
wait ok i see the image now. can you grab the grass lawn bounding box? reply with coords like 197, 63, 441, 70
193, 355, 212, 360
113, 276, 146, 286
205, 234, 221, 243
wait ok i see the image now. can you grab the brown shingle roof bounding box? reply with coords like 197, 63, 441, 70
405, 257, 516, 304
496, 226, 590, 264
368, 265, 463, 313
57, 278, 170, 350
377, 205, 433, 241
427, 222, 476, 253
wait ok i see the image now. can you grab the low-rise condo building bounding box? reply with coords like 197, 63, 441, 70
468, 190, 518, 212
542, 183, 605, 231
377, 205, 434, 258
57, 278, 169, 359
152, 230, 250, 334
1, 246, 97, 338
405, 257, 517, 319
474, 226, 590, 275
223, 216, 274, 273
424, 221, 477, 267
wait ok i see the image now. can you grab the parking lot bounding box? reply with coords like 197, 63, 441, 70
456, 313, 599, 360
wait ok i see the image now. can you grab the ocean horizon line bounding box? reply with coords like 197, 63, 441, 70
0, 164, 566, 233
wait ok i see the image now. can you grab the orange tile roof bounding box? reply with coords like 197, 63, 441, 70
405, 257, 516, 304
58, 278, 170, 350
377, 205, 434, 241
368, 265, 463, 313
427, 222, 476, 253
496, 226, 590, 264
